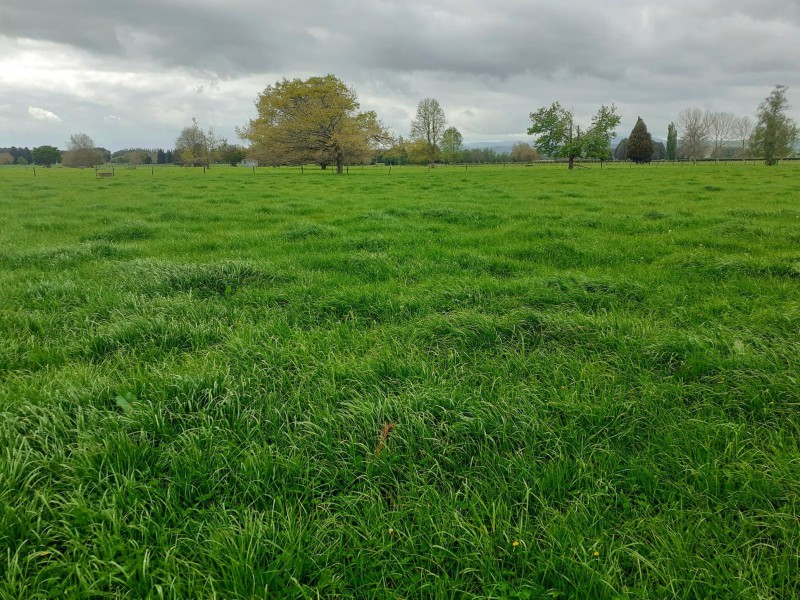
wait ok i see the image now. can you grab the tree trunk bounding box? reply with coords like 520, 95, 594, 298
336, 155, 344, 174
568, 156, 575, 170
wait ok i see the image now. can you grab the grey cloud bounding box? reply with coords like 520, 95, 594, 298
1, 0, 799, 148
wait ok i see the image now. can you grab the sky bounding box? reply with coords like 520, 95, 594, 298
1, 0, 799, 151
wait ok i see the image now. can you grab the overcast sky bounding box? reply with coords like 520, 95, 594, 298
2, 0, 799, 150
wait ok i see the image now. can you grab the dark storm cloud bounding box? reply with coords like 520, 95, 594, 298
1, 0, 799, 148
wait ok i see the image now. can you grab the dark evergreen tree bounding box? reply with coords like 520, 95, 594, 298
627, 117, 654, 163
666, 122, 677, 160
165, 150, 174, 164
653, 141, 667, 160
156, 149, 166, 164
613, 138, 628, 160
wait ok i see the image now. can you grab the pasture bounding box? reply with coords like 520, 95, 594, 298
1, 163, 798, 598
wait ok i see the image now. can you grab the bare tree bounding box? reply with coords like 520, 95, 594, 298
63, 132, 103, 167
732, 116, 754, 158
68, 133, 95, 151
706, 111, 735, 157
677, 108, 709, 162
410, 98, 447, 167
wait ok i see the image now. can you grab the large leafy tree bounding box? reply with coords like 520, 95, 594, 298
410, 98, 447, 167
439, 126, 463, 164
31, 145, 62, 167
627, 117, 654, 164
239, 75, 389, 173
750, 85, 799, 166
527, 102, 620, 169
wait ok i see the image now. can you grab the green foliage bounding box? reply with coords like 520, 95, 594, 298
31, 145, 62, 167
410, 98, 448, 167
627, 117, 654, 163
439, 126, 463, 164
613, 138, 627, 160
527, 102, 620, 168
750, 85, 799, 166
1, 164, 799, 598
217, 143, 247, 166
667, 122, 678, 160
239, 75, 389, 173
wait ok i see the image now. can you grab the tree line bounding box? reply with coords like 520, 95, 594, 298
8, 77, 797, 170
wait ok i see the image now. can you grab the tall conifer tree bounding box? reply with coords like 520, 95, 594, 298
627, 117, 654, 163
666, 122, 677, 160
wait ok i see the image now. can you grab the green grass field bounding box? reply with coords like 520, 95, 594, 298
1, 163, 798, 598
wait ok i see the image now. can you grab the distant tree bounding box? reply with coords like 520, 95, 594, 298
165, 150, 174, 164
69, 133, 94, 151
156, 149, 167, 164
527, 102, 620, 169
410, 98, 447, 167
666, 122, 677, 160
239, 75, 390, 173
17, 156, 29, 165
627, 117, 654, 163
706, 112, 735, 157
732, 116, 754, 158
510, 141, 539, 162
19, 147, 33, 164
440, 126, 463, 164
175, 119, 210, 166
613, 138, 628, 161
750, 85, 799, 166
218, 143, 247, 166
0, 152, 13, 165
406, 139, 434, 165
62, 133, 104, 167
32, 145, 62, 167
380, 136, 410, 165
653, 141, 667, 160
677, 108, 709, 162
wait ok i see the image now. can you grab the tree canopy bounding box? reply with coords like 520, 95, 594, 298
750, 85, 799, 166
666, 123, 677, 161
627, 117, 654, 164
527, 102, 620, 168
31, 145, 62, 167
410, 98, 447, 167
174, 120, 220, 167
239, 75, 389, 173
440, 126, 463, 164
677, 108, 709, 162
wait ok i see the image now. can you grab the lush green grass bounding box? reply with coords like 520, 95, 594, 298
1, 163, 798, 598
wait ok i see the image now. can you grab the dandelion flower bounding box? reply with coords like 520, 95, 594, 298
512, 540, 520, 547
593, 551, 600, 557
